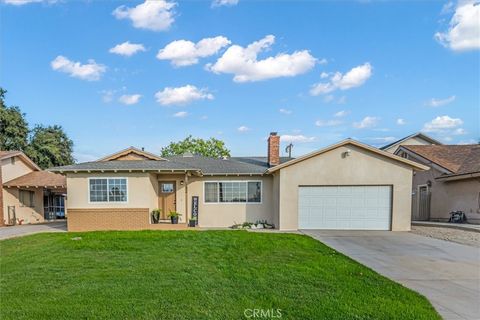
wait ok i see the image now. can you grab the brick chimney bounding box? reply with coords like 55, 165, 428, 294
268, 132, 280, 167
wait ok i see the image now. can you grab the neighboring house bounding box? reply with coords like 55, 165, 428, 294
50, 133, 428, 232
395, 145, 480, 224
381, 133, 442, 154
0, 151, 66, 225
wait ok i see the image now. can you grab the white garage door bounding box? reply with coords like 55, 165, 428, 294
298, 186, 392, 230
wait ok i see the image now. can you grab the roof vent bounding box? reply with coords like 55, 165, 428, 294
183, 152, 194, 157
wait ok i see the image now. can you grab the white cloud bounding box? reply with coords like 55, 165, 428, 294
173, 111, 188, 118
280, 134, 316, 143
368, 136, 397, 143
155, 85, 214, 106
157, 36, 231, 67
315, 119, 343, 127
425, 95, 456, 107
118, 94, 141, 105
310, 63, 372, 96
453, 127, 467, 135
396, 118, 406, 125
113, 0, 176, 32
279, 108, 292, 115
353, 116, 379, 129
435, 1, 480, 51
207, 35, 316, 82
211, 0, 238, 7
237, 126, 250, 132
422, 115, 463, 132
334, 110, 349, 117
51, 55, 106, 81
320, 72, 330, 79
200, 115, 208, 120
109, 41, 146, 57
2, 0, 56, 5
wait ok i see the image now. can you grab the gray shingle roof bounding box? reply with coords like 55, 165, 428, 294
48, 155, 294, 175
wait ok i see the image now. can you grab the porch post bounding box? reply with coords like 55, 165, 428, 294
184, 172, 189, 223
0, 164, 4, 226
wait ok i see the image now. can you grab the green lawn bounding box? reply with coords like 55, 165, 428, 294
0, 231, 439, 320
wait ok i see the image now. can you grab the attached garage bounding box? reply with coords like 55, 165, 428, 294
268, 139, 429, 231
298, 186, 392, 230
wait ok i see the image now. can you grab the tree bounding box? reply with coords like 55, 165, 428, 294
26, 125, 75, 169
161, 135, 230, 158
0, 88, 29, 151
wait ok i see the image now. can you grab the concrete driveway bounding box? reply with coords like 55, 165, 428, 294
302, 230, 480, 320
0, 221, 67, 240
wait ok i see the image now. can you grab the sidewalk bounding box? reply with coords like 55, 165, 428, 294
0, 221, 67, 240
412, 221, 480, 233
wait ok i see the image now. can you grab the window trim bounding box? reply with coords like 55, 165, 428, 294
88, 177, 129, 204
203, 180, 263, 205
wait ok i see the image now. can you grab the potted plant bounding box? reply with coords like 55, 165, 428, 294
151, 209, 161, 224
188, 217, 197, 227
168, 211, 181, 224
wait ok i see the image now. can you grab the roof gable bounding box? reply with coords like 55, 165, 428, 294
267, 139, 430, 173
97, 147, 166, 161
0, 150, 41, 171
380, 133, 442, 151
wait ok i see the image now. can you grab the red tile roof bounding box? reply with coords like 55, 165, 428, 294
402, 145, 480, 174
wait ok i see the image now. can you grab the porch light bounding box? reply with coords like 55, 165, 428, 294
180, 180, 184, 185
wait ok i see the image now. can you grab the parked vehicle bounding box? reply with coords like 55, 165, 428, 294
448, 211, 467, 223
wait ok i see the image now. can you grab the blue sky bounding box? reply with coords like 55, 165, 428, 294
1, 0, 479, 162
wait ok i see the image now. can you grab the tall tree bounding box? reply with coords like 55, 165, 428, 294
161, 135, 230, 158
0, 88, 29, 151
26, 125, 75, 169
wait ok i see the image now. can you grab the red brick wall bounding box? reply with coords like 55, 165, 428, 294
67, 208, 151, 231
268, 132, 280, 167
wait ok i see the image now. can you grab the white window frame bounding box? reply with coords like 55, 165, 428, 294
88, 177, 128, 204
203, 180, 263, 205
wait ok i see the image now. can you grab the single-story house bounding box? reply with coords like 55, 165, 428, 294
0, 150, 66, 225
395, 144, 480, 224
49, 133, 428, 232
381, 132, 442, 154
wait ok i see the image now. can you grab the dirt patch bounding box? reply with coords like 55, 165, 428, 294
411, 226, 480, 248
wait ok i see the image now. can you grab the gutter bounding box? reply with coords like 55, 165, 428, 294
435, 171, 480, 182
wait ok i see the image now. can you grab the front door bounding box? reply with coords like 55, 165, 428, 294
158, 182, 176, 220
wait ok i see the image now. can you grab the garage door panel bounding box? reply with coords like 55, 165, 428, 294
298, 186, 391, 230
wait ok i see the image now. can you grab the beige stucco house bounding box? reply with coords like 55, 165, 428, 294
50, 133, 428, 232
0, 151, 66, 225
381, 132, 442, 154
395, 144, 480, 224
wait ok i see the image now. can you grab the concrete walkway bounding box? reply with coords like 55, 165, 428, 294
302, 230, 480, 320
413, 221, 480, 233
0, 221, 67, 240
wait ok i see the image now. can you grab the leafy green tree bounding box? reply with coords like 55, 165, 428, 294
0, 88, 29, 151
26, 125, 75, 169
161, 135, 230, 158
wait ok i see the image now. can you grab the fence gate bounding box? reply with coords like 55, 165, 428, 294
413, 185, 431, 221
